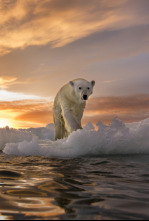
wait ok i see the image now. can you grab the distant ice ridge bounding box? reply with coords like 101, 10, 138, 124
0, 124, 54, 150
21, 123, 55, 140
3, 118, 149, 157
0, 127, 33, 150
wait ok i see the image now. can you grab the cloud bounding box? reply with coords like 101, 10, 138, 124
0, 95, 149, 128
0, 99, 53, 128
86, 95, 149, 113
0, 0, 149, 100
1, 25, 149, 98
83, 95, 149, 124
0, 0, 149, 55
15, 110, 53, 124
0, 89, 49, 101
0, 99, 51, 111
0, 76, 17, 88
13, 100, 53, 125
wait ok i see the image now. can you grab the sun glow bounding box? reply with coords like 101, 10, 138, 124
0, 119, 12, 128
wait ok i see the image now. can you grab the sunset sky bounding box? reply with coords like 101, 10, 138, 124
0, 0, 149, 128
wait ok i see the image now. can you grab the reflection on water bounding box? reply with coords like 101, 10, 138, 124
0, 153, 149, 220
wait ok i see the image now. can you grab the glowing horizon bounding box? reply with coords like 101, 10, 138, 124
0, 118, 13, 128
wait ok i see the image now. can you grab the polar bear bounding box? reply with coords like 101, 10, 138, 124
53, 79, 95, 140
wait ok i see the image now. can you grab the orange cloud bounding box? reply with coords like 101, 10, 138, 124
83, 95, 149, 125
0, 99, 53, 128
15, 110, 53, 125
0, 95, 149, 128
0, 76, 18, 88
0, 0, 148, 55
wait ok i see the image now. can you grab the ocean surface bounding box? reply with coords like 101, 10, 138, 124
0, 153, 149, 220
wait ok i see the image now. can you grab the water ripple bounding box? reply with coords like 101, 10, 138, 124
0, 154, 149, 220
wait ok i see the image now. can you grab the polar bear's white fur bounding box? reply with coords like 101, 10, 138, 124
53, 79, 95, 140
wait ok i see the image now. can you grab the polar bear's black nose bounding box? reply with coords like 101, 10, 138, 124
83, 95, 88, 100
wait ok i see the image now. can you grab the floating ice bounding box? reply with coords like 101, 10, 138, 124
83, 122, 95, 130
0, 127, 33, 150
22, 123, 55, 140
0, 124, 55, 150
3, 118, 149, 158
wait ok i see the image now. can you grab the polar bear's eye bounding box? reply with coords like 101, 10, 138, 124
79, 87, 82, 90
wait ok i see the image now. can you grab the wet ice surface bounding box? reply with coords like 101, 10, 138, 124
0, 153, 149, 220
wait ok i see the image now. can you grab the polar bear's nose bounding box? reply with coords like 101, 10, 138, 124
83, 95, 88, 100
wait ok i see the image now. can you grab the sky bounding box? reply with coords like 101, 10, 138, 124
0, 0, 149, 128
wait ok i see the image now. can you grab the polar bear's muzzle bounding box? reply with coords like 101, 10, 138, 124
82, 94, 88, 100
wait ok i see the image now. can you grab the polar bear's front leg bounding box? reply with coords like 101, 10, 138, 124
63, 110, 82, 134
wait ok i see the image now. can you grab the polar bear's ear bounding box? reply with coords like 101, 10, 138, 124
69, 81, 74, 87
91, 80, 95, 87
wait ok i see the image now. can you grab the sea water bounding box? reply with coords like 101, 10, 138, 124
0, 154, 149, 220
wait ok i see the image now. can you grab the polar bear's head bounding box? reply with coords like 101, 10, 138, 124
70, 79, 95, 102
